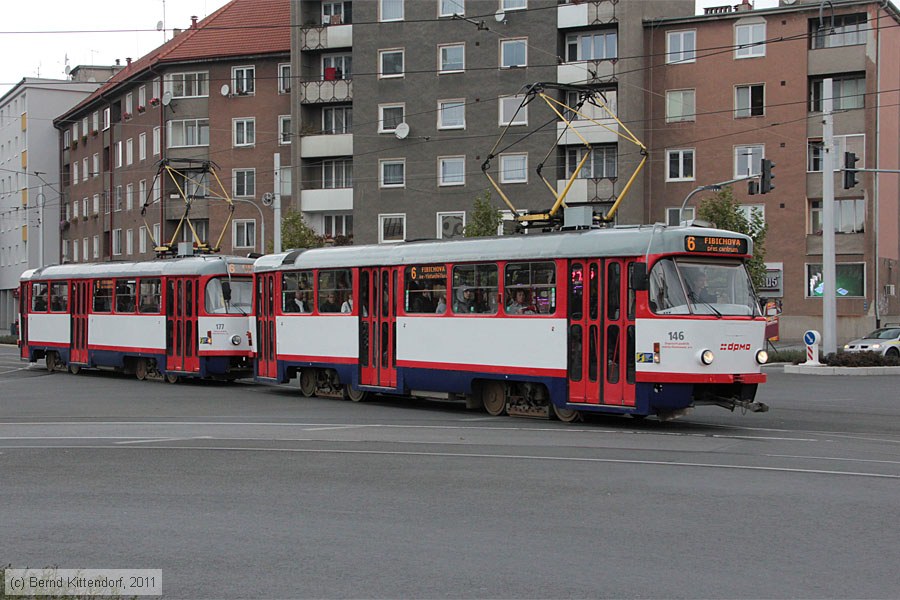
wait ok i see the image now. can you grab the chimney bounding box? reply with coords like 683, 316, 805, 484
173, 28, 182, 37
191, 15, 198, 28
734, 0, 753, 11
126, 57, 132, 66
115, 59, 121, 66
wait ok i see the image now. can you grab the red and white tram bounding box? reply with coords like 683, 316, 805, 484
19, 256, 255, 381
253, 225, 769, 420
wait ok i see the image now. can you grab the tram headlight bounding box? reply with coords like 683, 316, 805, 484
700, 349, 715, 365
231, 334, 242, 346
756, 349, 768, 365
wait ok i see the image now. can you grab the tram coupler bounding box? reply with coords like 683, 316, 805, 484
714, 398, 770, 413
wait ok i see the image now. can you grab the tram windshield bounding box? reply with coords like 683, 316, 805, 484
205, 277, 253, 314
648, 258, 760, 317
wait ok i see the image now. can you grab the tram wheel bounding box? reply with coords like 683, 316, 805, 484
68, 364, 81, 375
299, 369, 317, 397
552, 404, 583, 423
135, 359, 149, 381
45, 352, 59, 373
343, 384, 368, 402
482, 381, 507, 416
165, 373, 180, 384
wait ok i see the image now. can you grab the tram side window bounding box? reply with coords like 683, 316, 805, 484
452, 263, 498, 314
282, 271, 313, 313
31, 282, 48, 312
93, 279, 113, 312
139, 278, 162, 313
405, 265, 447, 314
648, 258, 689, 315
504, 261, 556, 315
50, 282, 68, 312
318, 269, 352, 313
116, 279, 137, 313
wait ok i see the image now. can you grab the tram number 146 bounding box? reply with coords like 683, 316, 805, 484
668, 331, 685, 341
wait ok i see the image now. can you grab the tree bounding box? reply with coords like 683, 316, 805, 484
696, 187, 768, 290
464, 191, 503, 237
275, 208, 325, 251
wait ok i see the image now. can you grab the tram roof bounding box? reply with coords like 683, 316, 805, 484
20, 255, 255, 281
254, 225, 753, 272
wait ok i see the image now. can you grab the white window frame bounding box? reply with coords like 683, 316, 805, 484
138, 85, 146, 109
437, 211, 466, 239
379, 49, 405, 79
166, 71, 209, 98
438, 99, 465, 129
378, 213, 406, 244
438, 156, 466, 187
278, 63, 291, 94
92, 153, 99, 178
666, 89, 696, 123
735, 83, 765, 118
379, 0, 404, 22
279, 115, 291, 145
500, 38, 527, 68
92, 111, 99, 132
153, 127, 161, 155
152, 224, 160, 248
666, 30, 696, 64
167, 119, 210, 148
734, 144, 764, 178
126, 183, 134, 211
499, 95, 527, 126
124, 92, 133, 116
378, 103, 405, 133
439, 43, 465, 74
439, 0, 464, 17
102, 108, 110, 131
93, 235, 100, 259
125, 228, 133, 255
115, 141, 123, 168
666, 206, 695, 226
735, 22, 766, 59
81, 157, 88, 182
139, 180, 146, 210
380, 159, 406, 188
233, 118, 256, 147
232, 65, 256, 95
502, 0, 526, 10
138, 133, 146, 161
125, 138, 133, 165
232, 219, 257, 249
323, 106, 352, 134
666, 148, 695, 182
233, 169, 256, 198
499, 153, 528, 184
139, 226, 147, 254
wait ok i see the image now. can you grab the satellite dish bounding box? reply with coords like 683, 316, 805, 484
156, 20, 164, 31
394, 122, 410, 140
261, 192, 274, 207
220, 84, 230, 96
64, 65, 71, 76
161, 91, 173, 106
494, 9, 506, 22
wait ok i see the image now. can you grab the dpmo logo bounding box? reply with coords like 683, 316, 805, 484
720, 342, 751, 351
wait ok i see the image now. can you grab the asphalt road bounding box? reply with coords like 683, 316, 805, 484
1, 345, 898, 599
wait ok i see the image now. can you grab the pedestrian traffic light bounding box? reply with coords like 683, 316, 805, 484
843, 152, 859, 189
760, 158, 775, 194
748, 180, 759, 195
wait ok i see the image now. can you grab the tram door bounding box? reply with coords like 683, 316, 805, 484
70, 280, 90, 365
602, 260, 636, 406
166, 277, 200, 373
256, 272, 278, 379
19, 282, 29, 359
567, 261, 603, 404
360, 267, 397, 388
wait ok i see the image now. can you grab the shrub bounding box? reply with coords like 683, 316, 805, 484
823, 351, 900, 367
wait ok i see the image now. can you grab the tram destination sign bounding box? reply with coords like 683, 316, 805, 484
684, 235, 748, 255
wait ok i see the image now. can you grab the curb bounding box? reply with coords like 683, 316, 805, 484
783, 364, 900, 376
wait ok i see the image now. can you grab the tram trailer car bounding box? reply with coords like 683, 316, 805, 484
253, 225, 768, 421
19, 256, 255, 381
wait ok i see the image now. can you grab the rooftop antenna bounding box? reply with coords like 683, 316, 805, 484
160, 0, 167, 41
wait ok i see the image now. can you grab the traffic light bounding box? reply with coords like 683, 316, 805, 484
760, 158, 775, 194
843, 152, 859, 189
748, 180, 759, 195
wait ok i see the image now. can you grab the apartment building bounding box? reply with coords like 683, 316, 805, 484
0, 76, 105, 333
645, 0, 900, 339
55, 0, 290, 266
291, 0, 694, 244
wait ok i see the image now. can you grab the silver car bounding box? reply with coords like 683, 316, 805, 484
843, 326, 900, 357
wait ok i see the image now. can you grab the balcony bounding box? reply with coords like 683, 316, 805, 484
558, 1, 616, 29
558, 60, 616, 86
300, 188, 353, 212
556, 178, 616, 205
299, 78, 353, 104
300, 24, 352, 51
300, 133, 353, 158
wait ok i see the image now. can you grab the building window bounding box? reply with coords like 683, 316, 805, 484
73, 161, 79, 183
499, 153, 527, 183
502, 0, 526, 10
323, 159, 353, 189
139, 226, 147, 253
379, 214, 406, 243
125, 138, 133, 165
115, 141, 123, 168
439, 0, 464, 17
278, 63, 291, 93
323, 55, 351, 80
379, 0, 404, 21
139, 180, 146, 210
92, 111, 100, 132
500, 38, 527, 68
735, 22, 766, 58
279, 116, 291, 144
565, 31, 617, 61
63, 130, 71, 149
233, 219, 256, 249
735, 83, 764, 118
93, 194, 100, 214
168, 119, 210, 147
115, 186, 123, 211
126, 229, 133, 255
323, 106, 352, 134
734, 144, 763, 177
152, 224, 160, 247
126, 183, 134, 211
378, 103, 405, 133
666, 148, 695, 181
139, 133, 146, 161
805, 262, 864, 297
92, 153, 99, 177
807, 140, 824, 172
124, 93, 133, 115
102, 108, 110, 131
439, 43, 465, 73
565, 145, 617, 179
808, 135, 865, 172
380, 159, 406, 188
324, 214, 353, 237
323, 2, 348, 24
666, 207, 694, 226
281, 166, 292, 197
809, 199, 865, 234
167, 72, 209, 98
499, 95, 527, 126
737, 204, 765, 225
810, 75, 865, 112
438, 100, 465, 129
666, 89, 695, 123
153, 126, 161, 155
138, 86, 146, 108
438, 212, 466, 239
233, 118, 256, 147
232, 66, 255, 95
93, 235, 100, 259
666, 30, 696, 64
811, 13, 867, 49
233, 169, 256, 197
379, 49, 404, 78
438, 156, 466, 186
